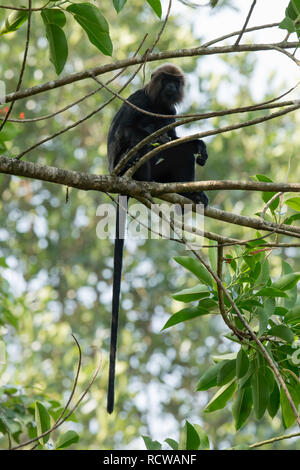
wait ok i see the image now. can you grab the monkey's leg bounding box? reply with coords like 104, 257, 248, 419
118, 147, 152, 180
107, 195, 128, 414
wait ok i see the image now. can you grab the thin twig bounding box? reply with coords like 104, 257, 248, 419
235, 0, 257, 47
202, 22, 279, 48
217, 244, 242, 339
0, 0, 32, 132
261, 192, 283, 220
11, 338, 102, 450
249, 432, 300, 449
266, 45, 300, 67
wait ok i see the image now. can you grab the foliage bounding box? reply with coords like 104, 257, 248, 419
0, 384, 79, 449
164, 189, 300, 431
0, 1, 163, 75
143, 421, 210, 450
279, 0, 300, 40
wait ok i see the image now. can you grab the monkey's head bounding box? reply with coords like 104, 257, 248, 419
145, 63, 185, 110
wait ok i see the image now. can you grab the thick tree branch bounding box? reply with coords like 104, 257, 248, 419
1, 156, 299, 240
1, 155, 300, 196
3, 41, 299, 105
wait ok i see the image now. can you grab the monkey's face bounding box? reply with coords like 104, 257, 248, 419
147, 70, 185, 110
160, 74, 184, 107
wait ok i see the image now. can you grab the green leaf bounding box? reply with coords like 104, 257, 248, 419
217, 359, 236, 386
281, 262, 298, 309
255, 287, 288, 298
198, 298, 218, 310
0, 139, 6, 152
3, 307, 19, 329
0, 9, 28, 35
237, 299, 262, 311
274, 306, 288, 316
272, 272, 300, 291
43, 23, 68, 75
197, 361, 224, 391
165, 438, 178, 450
268, 325, 294, 343
35, 402, 51, 445
286, 197, 300, 212
208, 239, 217, 272
267, 380, 280, 418
162, 305, 212, 330
55, 430, 79, 449
251, 367, 269, 420
283, 213, 300, 225
186, 421, 200, 450
0, 122, 19, 142
280, 386, 298, 429
147, 0, 162, 18
279, 16, 296, 33
236, 348, 249, 379
172, 284, 210, 302
113, 0, 128, 13
254, 174, 279, 212
193, 424, 210, 450
204, 381, 236, 413
66, 3, 113, 56
258, 259, 271, 284
194, 424, 210, 450
142, 436, 162, 450
254, 174, 273, 183
258, 298, 275, 335
287, 0, 300, 21
174, 256, 213, 287
1, 384, 19, 394
212, 353, 237, 362
41, 9, 66, 27
225, 254, 237, 272
183, 422, 209, 450
285, 305, 300, 324
232, 387, 252, 430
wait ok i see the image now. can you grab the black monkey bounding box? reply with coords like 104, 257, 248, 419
107, 64, 208, 413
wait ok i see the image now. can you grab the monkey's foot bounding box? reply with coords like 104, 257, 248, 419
180, 191, 208, 207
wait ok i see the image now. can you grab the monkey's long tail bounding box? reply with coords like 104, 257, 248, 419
107, 195, 128, 414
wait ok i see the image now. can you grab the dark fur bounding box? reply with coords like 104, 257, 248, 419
106, 64, 208, 413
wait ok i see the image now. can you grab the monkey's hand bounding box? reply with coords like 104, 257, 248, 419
194, 140, 208, 166
157, 134, 172, 145
150, 134, 171, 147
